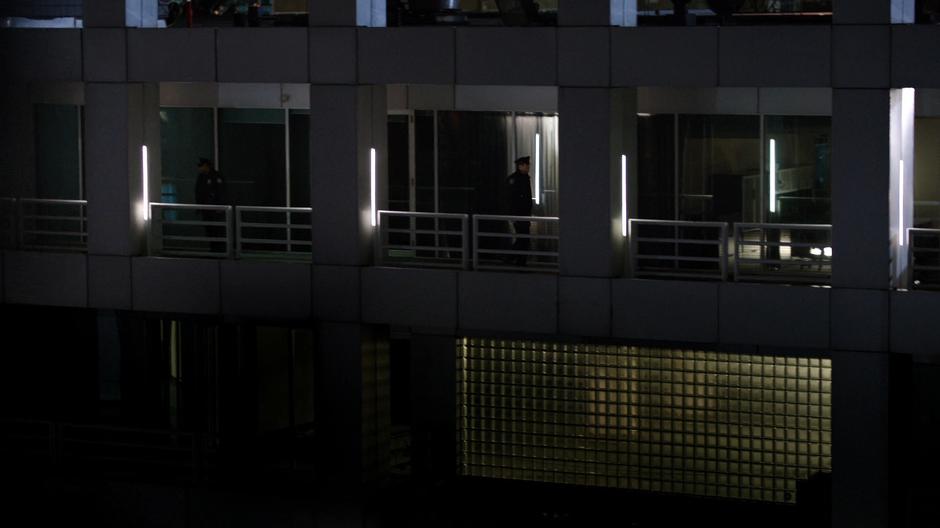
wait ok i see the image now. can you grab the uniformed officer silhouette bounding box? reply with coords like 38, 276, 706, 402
195, 158, 227, 253
506, 156, 533, 266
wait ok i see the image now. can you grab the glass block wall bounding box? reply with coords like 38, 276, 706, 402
457, 338, 832, 503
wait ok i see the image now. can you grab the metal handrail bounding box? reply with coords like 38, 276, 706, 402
376, 210, 470, 270
235, 206, 312, 260
149, 202, 233, 258
734, 222, 832, 284
908, 227, 940, 290
17, 197, 88, 252
472, 214, 560, 273
629, 219, 728, 281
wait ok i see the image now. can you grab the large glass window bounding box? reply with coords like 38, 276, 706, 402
34, 104, 82, 200
637, 115, 676, 220
679, 115, 760, 223
288, 110, 310, 207
765, 116, 831, 225
218, 108, 286, 206
915, 117, 940, 229
160, 107, 214, 205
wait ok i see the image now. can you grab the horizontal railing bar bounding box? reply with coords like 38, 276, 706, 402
239, 238, 312, 246
378, 210, 468, 220
238, 223, 312, 230
735, 222, 832, 230
155, 220, 228, 227
735, 241, 831, 249
151, 203, 231, 211
385, 228, 465, 236
634, 271, 724, 279
635, 237, 723, 246
236, 206, 312, 213
19, 198, 87, 206
383, 244, 465, 253
161, 235, 227, 243
473, 214, 559, 222
21, 215, 84, 222
21, 230, 86, 237
630, 219, 727, 228
477, 249, 559, 258
475, 233, 559, 241
636, 255, 722, 263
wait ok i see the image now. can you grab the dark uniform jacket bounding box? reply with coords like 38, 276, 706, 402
506, 170, 533, 216
195, 169, 226, 205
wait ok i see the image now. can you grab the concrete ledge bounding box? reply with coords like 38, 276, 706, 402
891, 290, 940, 359
612, 279, 719, 344
558, 27, 610, 87
362, 267, 458, 330
559, 276, 611, 337
459, 271, 557, 334
3, 251, 87, 308
830, 288, 889, 352
88, 255, 132, 310
719, 282, 830, 349
128, 29, 216, 82
612, 27, 718, 87
312, 265, 361, 322
1, 29, 82, 82
892, 25, 940, 88
832, 25, 890, 89
359, 28, 455, 85
456, 28, 557, 86
221, 260, 311, 320
83, 28, 127, 82
217, 28, 308, 83
719, 26, 830, 87
132, 257, 220, 315
309, 28, 357, 84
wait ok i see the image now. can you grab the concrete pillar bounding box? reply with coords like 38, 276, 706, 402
410, 334, 457, 481
558, 87, 637, 277
84, 82, 160, 256
831, 351, 891, 528
831, 90, 889, 289
308, 0, 385, 26
309, 85, 386, 266
558, 0, 636, 26
315, 322, 390, 486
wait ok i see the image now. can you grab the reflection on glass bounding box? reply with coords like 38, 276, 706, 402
764, 116, 831, 224
679, 115, 760, 223
34, 104, 82, 200
160, 107, 214, 205
218, 108, 286, 206
914, 117, 940, 228
638, 114, 675, 220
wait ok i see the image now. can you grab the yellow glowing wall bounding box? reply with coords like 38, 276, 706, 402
457, 339, 832, 503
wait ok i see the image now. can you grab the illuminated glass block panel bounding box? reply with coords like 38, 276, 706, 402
457, 339, 832, 504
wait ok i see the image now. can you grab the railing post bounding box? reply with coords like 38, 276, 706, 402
374, 211, 383, 266
226, 206, 234, 258
462, 215, 470, 270
472, 216, 479, 271
16, 198, 24, 249
733, 224, 740, 282
234, 206, 242, 259
146, 203, 154, 256
720, 223, 728, 281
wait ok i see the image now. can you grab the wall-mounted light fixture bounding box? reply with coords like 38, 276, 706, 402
370, 147, 377, 227
534, 133, 541, 205
141, 145, 149, 221
769, 139, 777, 214
621, 154, 628, 238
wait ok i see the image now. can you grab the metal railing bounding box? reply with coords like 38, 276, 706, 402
375, 210, 470, 269
1, 419, 212, 482
629, 219, 728, 281
0, 197, 16, 249
235, 206, 312, 259
149, 203, 233, 258
18, 198, 88, 252
473, 214, 560, 273
734, 223, 832, 284
908, 228, 940, 290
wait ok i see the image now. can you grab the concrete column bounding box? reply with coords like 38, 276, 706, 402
410, 334, 457, 481
832, 350, 891, 528
315, 322, 390, 486
309, 85, 386, 266
831, 90, 890, 289
308, 0, 385, 26
558, 0, 636, 26
84, 82, 160, 256
558, 87, 637, 277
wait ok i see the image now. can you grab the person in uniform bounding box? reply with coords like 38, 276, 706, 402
195, 158, 227, 253
506, 156, 533, 266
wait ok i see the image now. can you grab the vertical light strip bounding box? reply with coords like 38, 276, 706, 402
769, 139, 777, 214
899, 159, 905, 246
141, 145, 149, 221
370, 147, 377, 227
534, 132, 541, 205
621, 154, 628, 238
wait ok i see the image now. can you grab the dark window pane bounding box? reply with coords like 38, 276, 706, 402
638, 114, 676, 220
289, 110, 310, 208
218, 108, 286, 206
35, 104, 82, 200
160, 107, 214, 205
